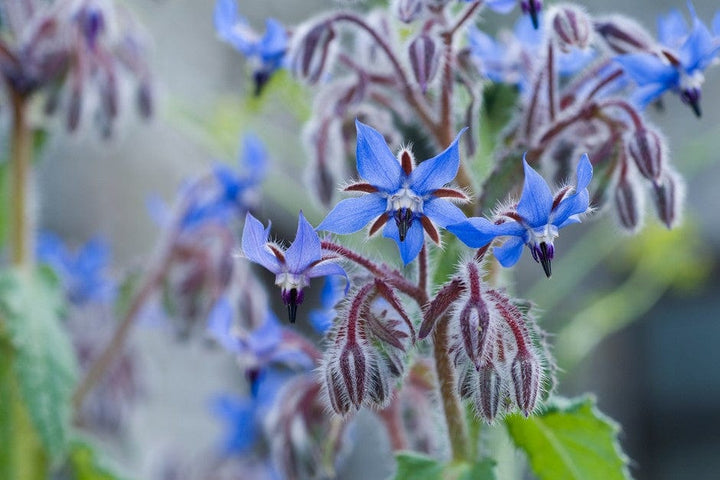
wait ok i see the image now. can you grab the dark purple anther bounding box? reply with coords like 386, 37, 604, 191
394, 208, 414, 242
680, 87, 702, 118
531, 242, 553, 278
521, 0, 543, 29
253, 70, 272, 96
282, 288, 304, 323
79, 7, 105, 50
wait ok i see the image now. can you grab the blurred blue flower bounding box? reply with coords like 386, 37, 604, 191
615, 2, 720, 116
211, 368, 289, 455
242, 212, 347, 323
317, 120, 468, 265
207, 296, 315, 370
214, 0, 288, 94
308, 276, 345, 334
148, 133, 266, 232
449, 154, 593, 277
485, 0, 517, 15
467, 13, 594, 89
36, 232, 115, 305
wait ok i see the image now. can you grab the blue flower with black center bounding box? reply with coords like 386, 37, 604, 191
448, 153, 593, 277
317, 120, 469, 265
241, 212, 347, 323
615, 2, 720, 117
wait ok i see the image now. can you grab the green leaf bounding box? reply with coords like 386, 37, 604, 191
68, 438, 129, 480
0, 159, 9, 249
393, 452, 496, 480
0, 336, 49, 480
505, 396, 631, 480
0, 267, 78, 463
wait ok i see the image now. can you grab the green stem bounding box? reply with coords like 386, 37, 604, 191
432, 315, 470, 461
9, 93, 33, 266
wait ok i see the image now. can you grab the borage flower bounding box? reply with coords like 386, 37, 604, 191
317, 120, 468, 265
448, 154, 593, 277
214, 0, 288, 95
615, 2, 720, 116
241, 212, 347, 323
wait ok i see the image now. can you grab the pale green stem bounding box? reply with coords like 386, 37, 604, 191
9, 93, 33, 266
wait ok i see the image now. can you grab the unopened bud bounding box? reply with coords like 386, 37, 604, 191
394, 0, 424, 23
137, 81, 153, 118
409, 34, 439, 93
293, 22, 336, 85
627, 127, 665, 181
651, 169, 683, 229
551, 5, 592, 52
67, 88, 82, 132
511, 351, 541, 416
614, 172, 643, 232
594, 15, 654, 54
475, 362, 502, 423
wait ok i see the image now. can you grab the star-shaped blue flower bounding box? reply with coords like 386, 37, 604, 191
615, 2, 720, 116
241, 212, 347, 323
448, 153, 593, 277
316, 120, 469, 265
214, 0, 288, 94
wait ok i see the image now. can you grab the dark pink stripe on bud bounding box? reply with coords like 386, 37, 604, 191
476, 362, 502, 423
511, 353, 540, 416
408, 34, 439, 93
627, 128, 665, 181
419, 279, 465, 338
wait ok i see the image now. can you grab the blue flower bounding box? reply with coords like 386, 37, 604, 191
241, 212, 347, 323
448, 154, 593, 277
615, 2, 720, 116
207, 297, 315, 370
211, 368, 289, 455
317, 120, 469, 265
36, 232, 116, 305
214, 0, 288, 94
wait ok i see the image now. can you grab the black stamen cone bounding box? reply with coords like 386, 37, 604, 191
394, 208, 413, 241
529, 2, 540, 29
287, 288, 299, 323
689, 98, 702, 118
253, 70, 271, 97
539, 242, 552, 278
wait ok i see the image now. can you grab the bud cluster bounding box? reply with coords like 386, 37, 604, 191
322, 280, 416, 414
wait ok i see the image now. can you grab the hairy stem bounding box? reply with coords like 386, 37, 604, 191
433, 315, 470, 461
9, 93, 32, 266
377, 399, 409, 451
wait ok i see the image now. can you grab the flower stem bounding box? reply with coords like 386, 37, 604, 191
377, 399, 409, 451
9, 92, 33, 266
432, 315, 470, 461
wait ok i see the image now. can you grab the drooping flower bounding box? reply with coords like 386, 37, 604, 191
36, 232, 116, 305
241, 212, 347, 323
214, 0, 288, 95
317, 120, 469, 265
615, 2, 720, 116
448, 153, 593, 277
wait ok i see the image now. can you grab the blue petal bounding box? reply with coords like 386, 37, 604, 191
316, 194, 387, 234
632, 82, 672, 109
211, 395, 257, 454
241, 133, 268, 182
658, 9, 688, 48
207, 297, 241, 353
409, 128, 467, 195
486, 0, 516, 14
447, 217, 525, 248
551, 154, 593, 227
493, 236, 526, 267
516, 156, 553, 228
355, 120, 403, 192
574, 153, 593, 192
246, 313, 283, 358
309, 310, 334, 334
242, 213, 282, 273
713, 11, 720, 36
680, 14, 715, 70
383, 220, 424, 265
214, 0, 255, 55
423, 198, 467, 228
614, 54, 676, 87
214, 0, 238, 38
305, 261, 349, 294
259, 18, 288, 64
285, 211, 322, 273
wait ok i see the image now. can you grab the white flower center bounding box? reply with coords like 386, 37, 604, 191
529, 223, 559, 246
387, 186, 423, 213
275, 272, 309, 292
680, 70, 704, 91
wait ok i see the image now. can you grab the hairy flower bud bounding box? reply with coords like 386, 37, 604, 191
408, 34, 439, 93
475, 362, 502, 423
137, 81, 154, 119
511, 350, 541, 416
67, 87, 83, 132
292, 21, 336, 85
593, 15, 654, 54
394, 0, 424, 23
651, 169, 684, 229
627, 127, 666, 182
550, 5, 592, 52
614, 170, 644, 232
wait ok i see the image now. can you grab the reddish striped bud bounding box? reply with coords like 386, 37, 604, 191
511, 350, 541, 416
627, 127, 666, 181
394, 0, 424, 23
475, 362, 502, 423
408, 34, 439, 93
614, 170, 643, 232
651, 169, 684, 229
292, 21, 336, 85
551, 5, 592, 52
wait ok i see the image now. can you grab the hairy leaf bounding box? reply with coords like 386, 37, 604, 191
0, 267, 78, 463
505, 396, 631, 480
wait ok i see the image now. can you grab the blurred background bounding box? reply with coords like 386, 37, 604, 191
33, 0, 720, 478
